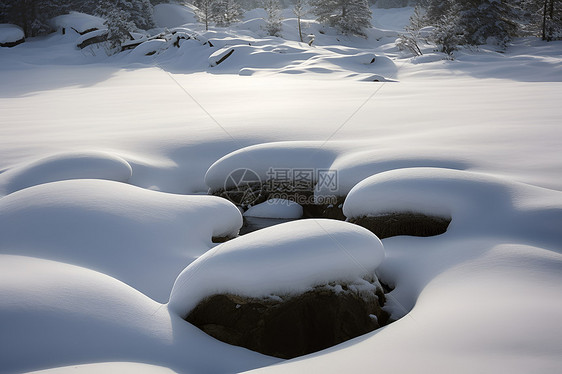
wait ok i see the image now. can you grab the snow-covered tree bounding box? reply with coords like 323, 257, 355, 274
310, 0, 372, 36
396, 5, 424, 56
419, 0, 520, 50
194, 0, 216, 30
263, 0, 283, 36
0, 0, 58, 37
293, 0, 307, 42
94, 0, 137, 50
525, 0, 562, 40
213, 0, 242, 27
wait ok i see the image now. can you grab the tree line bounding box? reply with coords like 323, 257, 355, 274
1, 0, 559, 49
400, 0, 561, 56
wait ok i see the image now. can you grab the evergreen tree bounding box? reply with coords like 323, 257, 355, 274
0, 0, 154, 37
194, 0, 216, 30
455, 0, 518, 47
263, 0, 283, 36
419, 0, 520, 50
213, 0, 242, 27
310, 0, 372, 36
0, 0, 58, 37
528, 0, 562, 40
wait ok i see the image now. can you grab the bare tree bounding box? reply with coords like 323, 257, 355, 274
293, 0, 306, 42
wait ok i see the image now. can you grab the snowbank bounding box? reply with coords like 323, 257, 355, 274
0, 255, 277, 373
244, 199, 303, 219
205, 141, 340, 192
168, 219, 384, 316
0, 151, 132, 196
50, 12, 106, 34
343, 167, 562, 243
0, 179, 243, 301
153, 3, 198, 28
0, 24, 24, 45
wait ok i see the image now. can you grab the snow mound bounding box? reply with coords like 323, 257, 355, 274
206, 142, 470, 198
168, 219, 384, 316
153, 3, 198, 28
128, 39, 167, 57
344, 167, 562, 243
0, 255, 276, 373
244, 199, 303, 219
0, 151, 132, 196
205, 141, 340, 192
0, 24, 24, 45
50, 12, 106, 34
26, 362, 176, 374
0, 179, 243, 301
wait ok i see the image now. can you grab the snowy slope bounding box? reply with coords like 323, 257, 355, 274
0, 4, 561, 374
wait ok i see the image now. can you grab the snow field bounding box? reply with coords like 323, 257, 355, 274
0, 179, 242, 302
0, 3, 560, 374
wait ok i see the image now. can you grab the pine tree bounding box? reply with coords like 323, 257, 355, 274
310, 0, 372, 36
213, 0, 242, 27
0, 0, 58, 37
263, 0, 283, 36
94, 0, 137, 49
194, 0, 216, 30
455, 0, 518, 47
419, 0, 521, 50
529, 0, 562, 40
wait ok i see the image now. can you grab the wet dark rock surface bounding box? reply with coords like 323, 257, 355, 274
349, 213, 451, 239
186, 282, 389, 359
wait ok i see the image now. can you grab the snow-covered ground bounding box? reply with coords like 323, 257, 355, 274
1, 4, 561, 374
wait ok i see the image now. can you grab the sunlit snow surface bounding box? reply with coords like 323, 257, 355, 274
0, 5, 561, 374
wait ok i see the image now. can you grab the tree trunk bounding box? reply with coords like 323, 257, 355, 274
298, 14, 303, 42
542, 0, 548, 40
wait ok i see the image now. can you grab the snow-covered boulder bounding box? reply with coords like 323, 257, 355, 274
127, 39, 167, 57
168, 219, 385, 315
76, 28, 109, 49
0, 179, 243, 302
0, 151, 132, 196
50, 12, 106, 35
0, 24, 24, 47
344, 167, 562, 242
244, 199, 303, 219
170, 219, 386, 358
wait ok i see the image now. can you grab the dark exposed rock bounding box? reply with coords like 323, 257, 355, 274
186, 282, 389, 359
302, 196, 346, 220
0, 38, 24, 48
211, 235, 236, 243
212, 179, 316, 210
76, 31, 108, 49
349, 212, 451, 239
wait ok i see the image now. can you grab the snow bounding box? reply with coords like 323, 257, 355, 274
0, 179, 242, 302
50, 12, 106, 34
0, 3, 561, 374
0, 151, 132, 196
0, 24, 24, 44
168, 219, 385, 316
153, 3, 199, 28
244, 199, 303, 218
0, 255, 277, 374
75, 28, 109, 47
